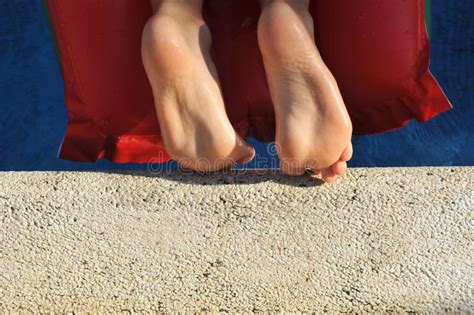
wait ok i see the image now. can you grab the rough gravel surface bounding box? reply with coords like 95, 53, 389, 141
1, 167, 473, 313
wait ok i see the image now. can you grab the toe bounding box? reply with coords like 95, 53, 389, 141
236, 145, 256, 164
234, 136, 256, 164
321, 167, 337, 183
340, 143, 353, 162
331, 161, 347, 176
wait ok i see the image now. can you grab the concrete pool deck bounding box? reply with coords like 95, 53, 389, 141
1, 167, 473, 312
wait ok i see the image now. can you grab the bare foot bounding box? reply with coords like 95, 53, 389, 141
258, 0, 353, 183
142, 2, 255, 172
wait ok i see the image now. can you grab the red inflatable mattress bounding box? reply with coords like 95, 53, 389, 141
46, 0, 452, 163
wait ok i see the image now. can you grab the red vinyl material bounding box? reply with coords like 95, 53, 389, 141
46, 0, 452, 163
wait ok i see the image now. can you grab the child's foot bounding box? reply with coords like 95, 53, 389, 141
258, 1, 353, 183
142, 3, 255, 172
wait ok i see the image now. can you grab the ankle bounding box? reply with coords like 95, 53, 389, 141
260, 0, 314, 36
260, 0, 309, 10
152, 0, 204, 22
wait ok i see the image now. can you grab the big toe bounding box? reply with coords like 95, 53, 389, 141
235, 140, 256, 164
228, 134, 255, 165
